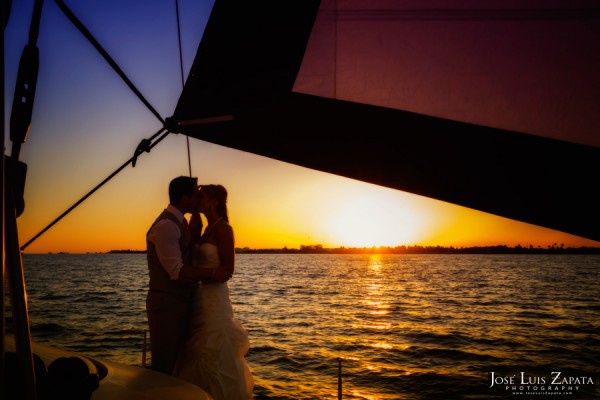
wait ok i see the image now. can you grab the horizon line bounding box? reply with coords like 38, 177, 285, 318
22, 243, 600, 255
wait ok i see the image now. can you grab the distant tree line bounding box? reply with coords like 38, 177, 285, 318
235, 244, 600, 255
106, 244, 600, 255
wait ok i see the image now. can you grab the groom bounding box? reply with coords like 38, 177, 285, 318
145, 176, 201, 374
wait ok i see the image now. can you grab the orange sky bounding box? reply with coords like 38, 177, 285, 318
15, 137, 600, 254
7, 0, 600, 254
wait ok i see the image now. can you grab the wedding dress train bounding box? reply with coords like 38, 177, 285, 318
174, 243, 253, 399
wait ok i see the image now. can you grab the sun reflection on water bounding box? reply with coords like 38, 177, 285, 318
357, 256, 395, 330
370, 342, 393, 350
21, 253, 599, 400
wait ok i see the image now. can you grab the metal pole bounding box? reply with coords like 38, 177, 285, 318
1, 0, 8, 387
338, 357, 342, 400
142, 330, 148, 367
5, 170, 37, 400
3, 1, 43, 397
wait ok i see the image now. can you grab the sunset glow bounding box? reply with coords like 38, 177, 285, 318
323, 189, 425, 247
6, 0, 600, 254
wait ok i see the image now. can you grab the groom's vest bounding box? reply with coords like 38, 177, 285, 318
146, 210, 193, 298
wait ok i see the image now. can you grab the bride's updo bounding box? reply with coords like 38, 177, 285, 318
201, 184, 229, 222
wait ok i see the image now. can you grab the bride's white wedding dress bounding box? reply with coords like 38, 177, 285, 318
174, 243, 253, 400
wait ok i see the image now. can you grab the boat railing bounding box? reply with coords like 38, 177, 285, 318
142, 329, 148, 368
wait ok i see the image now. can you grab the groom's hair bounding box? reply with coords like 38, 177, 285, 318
169, 176, 198, 204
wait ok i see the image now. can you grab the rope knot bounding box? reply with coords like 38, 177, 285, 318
132, 138, 152, 167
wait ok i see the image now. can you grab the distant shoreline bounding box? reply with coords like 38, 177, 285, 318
96, 245, 600, 255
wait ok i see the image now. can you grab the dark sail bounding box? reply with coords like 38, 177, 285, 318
171, 0, 600, 242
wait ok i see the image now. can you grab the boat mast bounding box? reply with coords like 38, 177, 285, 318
1, 0, 7, 390
3, 0, 44, 399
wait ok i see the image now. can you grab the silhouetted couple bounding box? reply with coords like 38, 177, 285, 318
146, 176, 253, 399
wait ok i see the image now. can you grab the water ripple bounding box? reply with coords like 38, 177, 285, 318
11, 253, 600, 400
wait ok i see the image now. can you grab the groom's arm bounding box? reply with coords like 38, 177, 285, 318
178, 224, 235, 284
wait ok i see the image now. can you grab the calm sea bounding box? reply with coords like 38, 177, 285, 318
7, 254, 600, 399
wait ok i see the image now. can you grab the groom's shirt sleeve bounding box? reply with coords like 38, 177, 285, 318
147, 219, 183, 279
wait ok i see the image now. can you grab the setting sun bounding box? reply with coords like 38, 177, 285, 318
321, 186, 430, 247
314, 182, 440, 247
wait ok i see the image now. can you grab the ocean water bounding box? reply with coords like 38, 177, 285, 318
7, 253, 600, 399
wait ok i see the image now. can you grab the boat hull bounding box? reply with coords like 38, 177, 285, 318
5, 335, 213, 400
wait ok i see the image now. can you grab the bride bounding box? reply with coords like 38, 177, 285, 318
174, 184, 254, 400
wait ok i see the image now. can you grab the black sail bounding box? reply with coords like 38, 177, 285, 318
171, 0, 600, 243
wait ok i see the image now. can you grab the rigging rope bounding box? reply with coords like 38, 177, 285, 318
22, 0, 197, 249
175, 0, 193, 177
175, 0, 192, 176
175, 0, 186, 91
20, 128, 170, 251
55, 0, 165, 125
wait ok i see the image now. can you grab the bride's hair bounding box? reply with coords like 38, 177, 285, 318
201, 184, 229, 222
